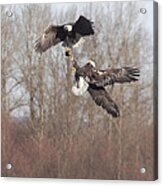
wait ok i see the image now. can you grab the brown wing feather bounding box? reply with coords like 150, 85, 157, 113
107, 67, 140, 83
34, 25, 61, 53
88, 85, 120, 117
88, 67, 140, 87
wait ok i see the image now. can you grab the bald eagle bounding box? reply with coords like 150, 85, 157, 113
72, 60, 140, 117
34, 15, 94, 55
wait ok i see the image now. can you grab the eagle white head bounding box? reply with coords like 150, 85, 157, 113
64, 24, 73, 32
87, 59, 96, 68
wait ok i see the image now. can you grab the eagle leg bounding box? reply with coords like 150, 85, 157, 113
71, 66, 76, 75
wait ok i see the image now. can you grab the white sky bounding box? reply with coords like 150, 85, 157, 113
50, 1, 154, 35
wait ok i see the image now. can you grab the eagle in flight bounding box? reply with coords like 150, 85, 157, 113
72, 60, 140, 117
34, 15, 94, 55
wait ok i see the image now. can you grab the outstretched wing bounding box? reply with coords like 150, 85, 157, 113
87, 67, 140, 87
88, 85, 120, 117
107, 67, 140, 83
73, 15, 94, 36
34, 25, 66, 53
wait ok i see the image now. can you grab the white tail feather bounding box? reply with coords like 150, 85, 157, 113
72, 77, 89, 96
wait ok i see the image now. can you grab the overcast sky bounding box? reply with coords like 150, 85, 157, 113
51, 1, 153, 35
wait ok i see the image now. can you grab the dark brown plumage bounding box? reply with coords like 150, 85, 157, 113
73, 60, 140, 117
88, 85, 120, 117
34, 15, 94, 54
87, 66, 140, 87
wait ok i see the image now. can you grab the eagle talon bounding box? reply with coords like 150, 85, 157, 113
65, 47, 72, 57
65, 51, 71, 57
71, 67, 76, 74
65, 48, 74, 61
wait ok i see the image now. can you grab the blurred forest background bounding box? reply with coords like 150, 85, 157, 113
1, 1, 156, 180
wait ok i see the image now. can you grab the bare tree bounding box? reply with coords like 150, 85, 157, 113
1, 2, 155, 180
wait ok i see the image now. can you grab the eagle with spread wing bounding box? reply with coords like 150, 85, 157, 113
34, 15, 94, 55
72, 60, 140, 117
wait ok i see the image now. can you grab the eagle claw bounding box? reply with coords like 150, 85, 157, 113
65, 47, 72, 57
65, 50, 71, 57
